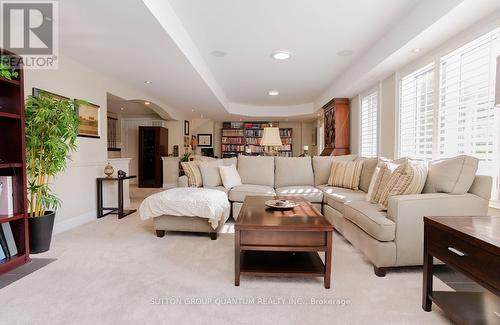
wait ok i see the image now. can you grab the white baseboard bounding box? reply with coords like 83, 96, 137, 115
53, 210, 96, 235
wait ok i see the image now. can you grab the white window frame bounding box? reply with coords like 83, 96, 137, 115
396, 26, 500, 205
358, 86, 380, 158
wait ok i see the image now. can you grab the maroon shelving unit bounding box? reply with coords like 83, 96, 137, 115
0, 48, 30, 275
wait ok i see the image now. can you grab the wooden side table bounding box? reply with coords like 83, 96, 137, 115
423, 216, 500, 324
96, 175, 136, 219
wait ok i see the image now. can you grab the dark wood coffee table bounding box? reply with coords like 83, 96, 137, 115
234, 196, 333, 288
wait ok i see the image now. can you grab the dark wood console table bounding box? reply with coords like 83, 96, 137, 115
96, 175, 136, 219
423, 216, 500, 324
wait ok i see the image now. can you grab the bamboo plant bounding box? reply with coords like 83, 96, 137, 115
25, 93, 80, 217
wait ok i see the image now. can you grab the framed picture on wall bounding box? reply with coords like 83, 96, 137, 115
184, 120, 190, 135
197, 134, 212, 147
32, 88, 69, 101
74, 99, 100, 138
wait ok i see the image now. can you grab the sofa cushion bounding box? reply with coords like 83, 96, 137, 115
327, 160, 364, 190
196, 157, 238, 187
423, 155, 478, 194
237, 156, 275, 187
312, 154, 357, 186
203, 185, 230, 195
343, 201, 395, 242
357, 157, 378, 192
228, 184, 276, 202
274, 157, 314, 188
181, 161, 203, 187
275, 186, 323, 203
324, 190, 368, 214
219, 164, 242, 189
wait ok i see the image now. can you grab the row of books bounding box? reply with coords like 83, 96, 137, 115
279, 144, 292, 151
244, 129, 264, 137
245, 146, 264, 153
221, 137, 245, 144
222, 129, 244, 137
222, 144, 245, 152
0, 223, 18, 260
279, 129, 292, 137
277, 152, 293, 157
243, 122, 277, 129
245, 138, 262, 145
222, 121, 244, 129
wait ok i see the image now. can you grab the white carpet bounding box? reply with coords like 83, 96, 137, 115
0, 203, 452, 325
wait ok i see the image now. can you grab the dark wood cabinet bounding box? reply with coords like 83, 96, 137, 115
138, 126, 168, 188
320, 98, 350, 156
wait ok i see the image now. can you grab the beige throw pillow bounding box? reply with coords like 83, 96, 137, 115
327, 161, 364, 190
367, 160, 399, 203
181, 161, 203, 187
378, 163, 414, 209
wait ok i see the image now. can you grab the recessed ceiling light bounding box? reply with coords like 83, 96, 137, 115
268, 90, 279, 96
191, 108, 195, 112
336, 50, 354, 57
272, 51, 291, 60
211, 50, 227, 57
144, 80, 152, 84
411, 48, 422, 53
120, 107, 124, 111
144, 101, 150, 105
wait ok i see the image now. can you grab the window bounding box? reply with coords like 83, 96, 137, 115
398, 28, 500, 203
360, 90, 378, 157
399, 63, 435, 160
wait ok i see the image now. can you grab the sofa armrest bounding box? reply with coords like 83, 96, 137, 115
387, 193, 489, 266
178, 175, 189, 187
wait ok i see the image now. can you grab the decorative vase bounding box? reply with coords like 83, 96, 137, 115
104, 162, 114, 177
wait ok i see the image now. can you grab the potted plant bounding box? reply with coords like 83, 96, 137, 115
0, 55, 19, 80
25, 93, 79, 253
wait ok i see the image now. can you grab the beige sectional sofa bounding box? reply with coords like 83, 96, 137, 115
178, 155, 492, 276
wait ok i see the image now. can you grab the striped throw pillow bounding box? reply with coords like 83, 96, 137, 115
327, 161, 364, 190
181, 161, 203, 187
377, 162, 414, 210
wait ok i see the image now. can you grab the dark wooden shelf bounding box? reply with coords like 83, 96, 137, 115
0, 254, 28, 274
240, 251, 325, 277
0, 112, 21, 119
0, 162, 23, 169
0, 48, 28, 277
107, 148, 121, 152
0, 213, 25, 223
0, 76, 20, 86
430, 291, 500, 325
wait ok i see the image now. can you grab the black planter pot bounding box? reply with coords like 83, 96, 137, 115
28, 211, 55, 254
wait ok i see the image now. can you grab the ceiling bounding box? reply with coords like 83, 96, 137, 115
57, 0, 500, 120
168, 0, 419, 106
107, 94, 170, 119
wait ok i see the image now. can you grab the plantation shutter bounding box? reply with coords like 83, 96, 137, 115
360, 90, 378, 158
399, 63, 435, 160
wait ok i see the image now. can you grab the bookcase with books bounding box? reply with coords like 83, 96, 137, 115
221, 121, 293, 158
0, 49, 29, 274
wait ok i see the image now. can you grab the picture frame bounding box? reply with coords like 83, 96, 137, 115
32, 88, 69, 101
184, 120, 190, 135
197, 134, 212, 147
183, 136, 190, 147
74, 99, 100, 138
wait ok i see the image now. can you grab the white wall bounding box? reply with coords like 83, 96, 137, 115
24, 55, 185, 230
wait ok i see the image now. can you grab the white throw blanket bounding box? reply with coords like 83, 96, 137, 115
139, 188, 230, 229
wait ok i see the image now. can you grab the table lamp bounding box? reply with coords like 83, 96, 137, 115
260, 127, 282, 156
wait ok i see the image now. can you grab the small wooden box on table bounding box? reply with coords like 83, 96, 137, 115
423, 216, 500, 325
96, 175, 136, 219
235, 196, 333, 288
